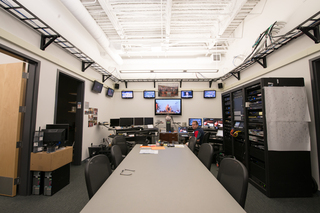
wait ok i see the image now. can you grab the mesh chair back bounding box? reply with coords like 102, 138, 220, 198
85, 154, 112, 199
111, 145, 123, 169
217, 158, 248, 208
197, 143, 213, 170
113, 135, 128, 155
188, 136, 197, 153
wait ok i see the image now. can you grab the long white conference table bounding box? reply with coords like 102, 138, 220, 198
81, 144, 246, 213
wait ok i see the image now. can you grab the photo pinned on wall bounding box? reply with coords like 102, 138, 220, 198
158, 83, 179, 97
86, 107, 98, 127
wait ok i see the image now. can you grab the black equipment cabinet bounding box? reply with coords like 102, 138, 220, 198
222, 77, 313, 197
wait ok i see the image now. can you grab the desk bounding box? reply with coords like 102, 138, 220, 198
81, 145, 245, 213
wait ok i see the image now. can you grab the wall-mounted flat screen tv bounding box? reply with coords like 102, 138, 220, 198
155, 99, 182, 115
181, 90, 193, 99
92, 81, 103, 93
204, 90, 216, 98
144, 91, 155, 99
106, 88, 114, 97
121, 91, 133, 99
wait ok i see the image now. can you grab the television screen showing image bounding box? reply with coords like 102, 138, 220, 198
189, 118, 202, 126
203, 118, 223, 128
181, 90, 193, 99
178, 127, 188, 133
106, 88, 114, 97
204, 90, 216, 98
155, 99, 182, 115
144, 91, 155, 99
92, 81, 103, 93
122, 91, 133, 99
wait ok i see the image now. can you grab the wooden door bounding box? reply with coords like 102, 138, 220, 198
0, 62, 27, 197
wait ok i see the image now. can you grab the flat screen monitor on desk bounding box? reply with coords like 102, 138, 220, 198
203, 118, 223, 129
120, 117, 133, 127
189, 118, 202, 126
134, 117, 144, 126
144, 117, 154, 125
110, 118, 120, 127
46, 124, 69, 144
178, 127, 188, 133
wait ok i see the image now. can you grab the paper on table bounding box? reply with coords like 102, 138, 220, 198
174, 145, 185, 148
139, 150, 158, 154
140, 146, 151, 148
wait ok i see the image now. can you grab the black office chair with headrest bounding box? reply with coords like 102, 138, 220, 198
113, 135, 128, 156
111, 145, 123, 169
188, 136, 197, 153
85, 154, 112, 199
217, 158, 248, 208
197, 143, 213, 170
202, 132, 211, 144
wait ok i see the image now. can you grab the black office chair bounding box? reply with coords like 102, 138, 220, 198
197, 143, 213, 170
134, 135, 148, 146
188, 136, 197, 153
85, 154, 112, 199
202, 132, 210, 143
217, 158, 248, 208
111, 145, 123, 169
113, 135, 128, 156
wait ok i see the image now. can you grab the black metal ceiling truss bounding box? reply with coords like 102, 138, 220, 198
255, 56, 267, 68
0, 0, 119, 81
102, 75, 111, 83
219, 11, 320, 82
230, 72, 240, 81
298, 25, 320, 44
82, 61, 94, 72
40, 34, 59, 50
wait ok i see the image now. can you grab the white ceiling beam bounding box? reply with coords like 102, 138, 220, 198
97, 0, 126, 39
165, 0, 172, 38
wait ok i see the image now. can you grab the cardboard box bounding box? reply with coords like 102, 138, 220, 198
30, 146, 73, 171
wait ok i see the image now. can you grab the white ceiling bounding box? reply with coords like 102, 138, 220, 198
3, 0, 318, 81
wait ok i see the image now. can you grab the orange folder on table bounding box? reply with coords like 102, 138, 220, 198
140, 146, 151, 148
151, 147, 165, 150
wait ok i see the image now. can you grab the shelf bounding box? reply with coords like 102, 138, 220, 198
69, 93, 77, 96
68, 102, 76, 104
68, 111, 76, 113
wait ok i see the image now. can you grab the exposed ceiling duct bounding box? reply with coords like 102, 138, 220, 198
60, 0, 123, 65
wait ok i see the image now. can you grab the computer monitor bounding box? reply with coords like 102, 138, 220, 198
203, 118, 222, 128
134, 117, 144, 126
144, 117, 154, 125
106, 88, 114, 97
92, 81, 103, 93
46, 124, 69, 144
110, 118, 120, 127
119, 117, 133, 127
178, 127, 188, 133
189, 118, 202, 126
216, 130, 224, 137
43, 129, 66, 151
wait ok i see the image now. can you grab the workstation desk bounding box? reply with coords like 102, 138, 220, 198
81, 145, 245, 213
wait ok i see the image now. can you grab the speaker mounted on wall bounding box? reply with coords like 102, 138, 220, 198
218, 83, 223, 89
114, 83, 119, 89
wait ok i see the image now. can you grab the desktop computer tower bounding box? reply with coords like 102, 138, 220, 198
32, 171, 44, 195
43, 163, 70, 196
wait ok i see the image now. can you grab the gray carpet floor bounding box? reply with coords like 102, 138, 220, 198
1, 162, 320, 213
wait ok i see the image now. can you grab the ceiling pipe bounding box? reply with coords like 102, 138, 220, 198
60, 0, 123, 65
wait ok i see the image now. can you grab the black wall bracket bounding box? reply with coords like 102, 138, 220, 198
82, 61, 94, 72
231, 72, 240, 80
40, 35, 59, 50
102, 75, 111, 83
154, 81, 156, 88
125, 81, 128, 88
298, 25, 320, 44
255, 56, 267, 68
209, 80, 213, 88
180, 80, 182, 88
